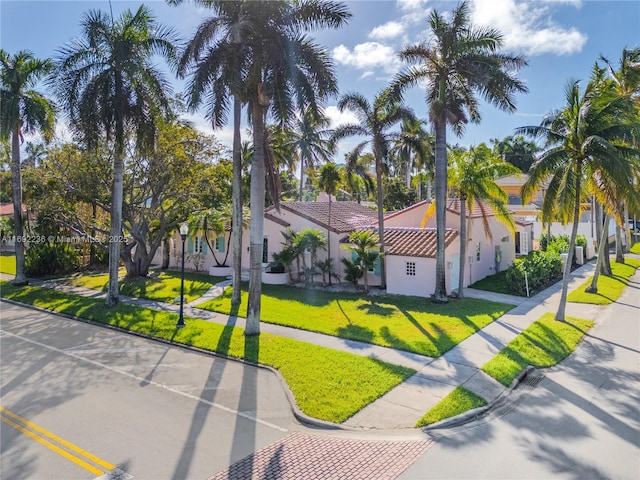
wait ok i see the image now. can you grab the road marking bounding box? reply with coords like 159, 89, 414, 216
0, 407, 115, 476
0, 329, 288, 433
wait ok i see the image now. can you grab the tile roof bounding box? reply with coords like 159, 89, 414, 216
384, 227, 458, 258
446, 198, 498, 218
275, 201, 378, 233
0, 203, 25, 216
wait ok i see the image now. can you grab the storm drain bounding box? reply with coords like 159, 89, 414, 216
523, 373, 545, 388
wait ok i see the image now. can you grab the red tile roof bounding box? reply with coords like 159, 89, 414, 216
0, 203, 25, 216
384, 227, 458, 258
273, 201, 378, 234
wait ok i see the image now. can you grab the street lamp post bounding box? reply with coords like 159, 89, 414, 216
176, 222, 189, 328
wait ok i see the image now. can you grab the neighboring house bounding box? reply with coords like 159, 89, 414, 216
382, 199, 515, 296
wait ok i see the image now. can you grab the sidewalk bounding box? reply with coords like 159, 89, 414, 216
0, 259, 619, 430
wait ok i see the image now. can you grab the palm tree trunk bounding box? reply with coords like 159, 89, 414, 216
405, 159, 411, 189
555, 166, 581, 321
432, 118, 448, 302
327, 197, 332, 286
231, 95, 243, 306
457, 197, 466, 297
586, 213, 610, 294
10, 128, 28, 285
615, 222, 624, 263
246, 99, 265, 336
299, 154, 305, 201
374, 148, 386, 290
106, 150, 124, 306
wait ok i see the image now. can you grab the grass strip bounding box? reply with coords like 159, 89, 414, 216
567, 258, 640, 305
198, 285, 512, 358
69, 270, 225, 303
0, 281, 414, 423
415, 386, 487, 427
630, 242, 640, 254
469, 271, 513, 295
482, 313, 593, 387
0, 252, 16, 275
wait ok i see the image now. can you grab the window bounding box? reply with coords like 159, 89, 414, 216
406, 261, 416, 276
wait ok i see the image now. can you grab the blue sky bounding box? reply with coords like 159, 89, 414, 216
1, 0, 638, 161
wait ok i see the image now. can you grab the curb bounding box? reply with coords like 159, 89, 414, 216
422, 366, 537, 431
0, 296, 351, 431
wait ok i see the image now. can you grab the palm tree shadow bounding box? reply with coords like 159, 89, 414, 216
228, 334, 260, 477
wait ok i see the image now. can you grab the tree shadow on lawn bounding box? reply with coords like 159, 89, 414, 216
356, 300, 395, 316
336, 324, 376, 344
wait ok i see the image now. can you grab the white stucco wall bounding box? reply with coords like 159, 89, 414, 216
386, 256, 436, 298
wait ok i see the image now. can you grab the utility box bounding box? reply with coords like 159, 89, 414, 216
575, 246, 584, 265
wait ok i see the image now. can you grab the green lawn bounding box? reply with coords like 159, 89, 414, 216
0, 252, 16, 275
69, 270, 225, 303
0, 281, 414, 423
469, 271, 512, 295
415, 386, 487, 427
568, 258, 640, 305
482, 313, 594, 387
631, 242, 640, 254
198, 285, 513, 358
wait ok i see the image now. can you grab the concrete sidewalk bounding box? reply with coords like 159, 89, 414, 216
0, 259, 621, 430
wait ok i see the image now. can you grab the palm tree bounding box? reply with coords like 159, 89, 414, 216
519, 79, 640, 321
342, 153, 375, 203
0, 50, 55, 286
175, 0, 249, 306
240, 0, 350, 335
54, 6, 178, 306
448, 143, 518, 297
391, 117, 433, 190
491, 135, 539, 173
395, 1, 528, 302
290, 109, 335, 201
297, 227, 327, 286
332, 89, 416, 289
317, 162, 341, 284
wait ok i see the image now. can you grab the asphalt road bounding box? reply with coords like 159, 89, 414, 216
400, 272, 640, 479
0, 301, 296, 479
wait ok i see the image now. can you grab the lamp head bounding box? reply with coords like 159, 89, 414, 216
179, 222, 189, 238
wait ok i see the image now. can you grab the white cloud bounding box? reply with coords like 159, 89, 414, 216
397, 0, 430, 12
369, 21, 405, 41
469, 0, 587, 56
332, 42, 401, 74
325, 106, 360, 128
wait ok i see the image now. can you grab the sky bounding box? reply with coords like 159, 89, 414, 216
1, 0, 639, 162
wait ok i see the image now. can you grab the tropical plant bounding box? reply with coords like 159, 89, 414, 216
0, 49, 55, 285
491, 135, 539, 173
314, 258, 339, 287
342, 230, 380, 293
341, 153, 375, 203
519, 79, 640, 319
332, 89, 416, 289
341, 257, 363, 286
395, 1, 528, 302
390, 117, 433, 190
297, 227, 327, 286
53, 6, 178, 305
448, 143, 518, 296
317, 162, 341, 284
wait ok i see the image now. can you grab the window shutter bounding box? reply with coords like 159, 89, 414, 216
187, 237, 193, 254
217, 236, 225, 253
373, 255, 381, 276
201, 237, 208, 255
351, 250, 358, 262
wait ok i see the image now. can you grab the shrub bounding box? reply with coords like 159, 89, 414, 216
341, 258, 363, 286
25, 242, 80, 277
505, 250, 562, 296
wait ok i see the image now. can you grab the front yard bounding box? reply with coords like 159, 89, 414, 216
198, 285, 513, 358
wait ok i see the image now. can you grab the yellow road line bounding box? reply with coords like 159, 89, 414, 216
0, 406, 116, 475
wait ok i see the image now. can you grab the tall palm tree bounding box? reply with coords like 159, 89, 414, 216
391, 117, 433, 189
491, 135, 539, 173
54, 6, 178, 306
0, 50, 55, 286
175, 0, 249, 306
290, 109, 334, 201
519, 79, 640, 321
395, 1, 528, 302
241, 0, 350, 335
342, 153, 375, 203
317, 162, 341, 284
332, 89, 416, 289
448, 143, 518, 297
